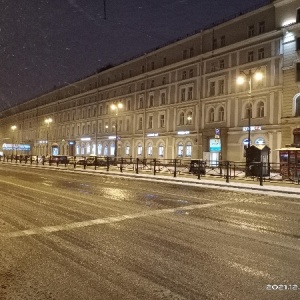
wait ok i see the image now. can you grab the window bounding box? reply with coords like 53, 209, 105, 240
125, 144, 130, 155
181, 88, 186, 101
98, 143, 102, 155
190, 47, 194, 57
127, 99, 131, 111
139, 97, 144, 109
183, 50, 187, 59
220, 35, 225, 47
244, 104, 252, 119
150, 80, 154, 88
151, 62, 155, 70
258, 48, 265, 60
160, 92, 166, 105
163, 57, 167, 66
104, 144, 108, 156
158, 143, 164, 157
248, 25, 254, 38
210, 63, 216, 72
218, 59, 224, 70
257, 101, 264, 118
162, 77, 166, 85
295, 95, 300, 116
209, 108, 214, 122
159, 114, 165, 128
248, 51, 254, 62
258, 21, 265, 34
189, 69, 194, 78
141, 83, 145, 90
110, 143, 115, 156
209, 82, 215, 96
137, 143, 142, 156
188, 87, 193, 100
147, 143, 153, 156
105, 123, 108, 132
218, 106, 225, 121
219, 80, 224, 95
186, 142, 192, 157
149, 95, 154, 107
213, 38, 217, 50
141, 65, 145, 73
138, 117, 143, 130
297, 8, 300, 23
129, 70, 132, 77
179, 112, 185, 125
187, 112, 192, 125
177, 143, 183, 157
148, 116, 153, 129
297, 63, 300, 82
126, 119, 130, 131
182, 71, 187, 80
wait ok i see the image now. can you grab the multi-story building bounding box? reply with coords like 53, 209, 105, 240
0, 0, 299, 163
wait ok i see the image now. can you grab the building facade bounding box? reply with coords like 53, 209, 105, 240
0, 0, 299, 163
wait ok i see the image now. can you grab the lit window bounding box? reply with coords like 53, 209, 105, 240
158, 143, 164, 157
186, 142, 192, 157
137, 144, 142, 156
177, 143, 183, 157
147, 143, 153, 156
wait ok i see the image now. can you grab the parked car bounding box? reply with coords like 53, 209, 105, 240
49, 155, 69, 164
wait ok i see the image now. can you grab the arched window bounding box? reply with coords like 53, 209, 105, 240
295, 95, 300, 117
125, 144, 130, 155
187, 112, 193, 124
147, 143, 153, 156
218, 106, 225, 121
256, 101, 264, 118
208, 108, 214, 122
177, 142, 183, 157
104, 144, 108, 156
186, 142, 192, 157
137, 143, 143, 156
158, 143, 164, 157
179, 112, 185, 125
98, 143, 102, 155
110, 143, 115, 156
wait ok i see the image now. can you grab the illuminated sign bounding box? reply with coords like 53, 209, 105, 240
81, 137, 91, 141
2, 144, 31, 151
147, 133, 158, 137
209, 139, 221, 152
177, 131, 190, 135
242, 126, 261, 132
255, 138, 265, 145
108, 136, 116, 140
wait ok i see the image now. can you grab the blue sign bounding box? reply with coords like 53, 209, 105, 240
209, 139, 221, 152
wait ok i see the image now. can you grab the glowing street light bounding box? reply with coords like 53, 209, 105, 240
45, 118, 53, 156
11, 125, 17, 155
111, 102, 123, 159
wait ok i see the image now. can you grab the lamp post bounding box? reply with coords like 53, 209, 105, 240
237, 69, 263, 149
45, 118, 53, 156
11, 125, 17, 155
111, 102, 123, 159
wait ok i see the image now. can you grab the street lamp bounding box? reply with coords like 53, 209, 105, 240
237, 69, 263, 149
11, 125, 17, 155
111, 102, 123, 159
45, 118, 53, 156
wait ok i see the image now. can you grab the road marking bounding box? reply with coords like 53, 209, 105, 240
1, 201, 231, 238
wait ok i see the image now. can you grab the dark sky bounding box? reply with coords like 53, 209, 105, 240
0, 0, 269, 110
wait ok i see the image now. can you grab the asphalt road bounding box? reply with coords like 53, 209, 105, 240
0, 164, 299, 300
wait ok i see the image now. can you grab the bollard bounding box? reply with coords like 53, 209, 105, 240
197, 159, 201, 180
94, 157, 97, 170
259, 162, 263, 186
226, 161, 230, 183
136, 158, 139, 174
153, 159, 156, 176
120, 157, 123, 173
174, 159, 177, 178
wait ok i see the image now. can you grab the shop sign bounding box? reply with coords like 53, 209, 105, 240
147, 133, 159, 137
242, 126, 262, 131
209, 138, 221, 152
177, 131, 190, 135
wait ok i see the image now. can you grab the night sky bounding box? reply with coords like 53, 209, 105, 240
0, 0, 269, 110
